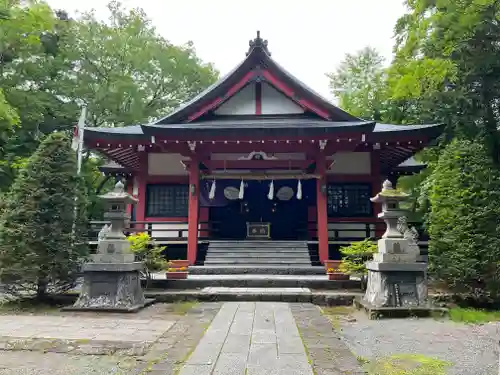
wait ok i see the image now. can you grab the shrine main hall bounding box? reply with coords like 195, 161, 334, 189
85, 32, 443, 266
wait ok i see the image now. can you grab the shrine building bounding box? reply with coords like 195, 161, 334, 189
85, 32, 443, 266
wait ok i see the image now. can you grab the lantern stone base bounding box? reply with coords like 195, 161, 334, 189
66, 262, 152, 313
360, 262, 430, 317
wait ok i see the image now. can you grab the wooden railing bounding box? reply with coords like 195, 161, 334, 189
307, 220, 429, 243
88, 220, 428, 244
88, 220, 211, 244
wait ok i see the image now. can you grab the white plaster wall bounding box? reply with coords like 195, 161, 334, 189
327, 152, 371, 175
261, 83, 304, 115
150, 223, 201, 238
328, 222, 376, 239
210, 153, 306, 160
148, 153, 189, 176
215, 84, 255, 115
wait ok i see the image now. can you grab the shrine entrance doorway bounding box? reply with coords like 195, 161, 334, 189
208, 179, 313, 241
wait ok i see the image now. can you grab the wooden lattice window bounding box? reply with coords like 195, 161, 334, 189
146, 184, 189, 217
327, 184, 372, 217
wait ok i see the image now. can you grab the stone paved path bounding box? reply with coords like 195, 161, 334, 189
179, 302, 314, 375
0, 315, 174, 342
0, 303, 222, 375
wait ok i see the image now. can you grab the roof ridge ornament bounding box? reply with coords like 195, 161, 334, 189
247, 30, 271, 56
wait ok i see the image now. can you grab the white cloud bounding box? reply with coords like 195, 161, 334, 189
46, 0, 406, 99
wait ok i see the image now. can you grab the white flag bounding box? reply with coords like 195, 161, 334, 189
73, 106, 87, 175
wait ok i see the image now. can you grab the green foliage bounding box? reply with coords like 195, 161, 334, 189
327, 47, 388, 120
339, 239, 378, 276
448, 307, 500, 324
0, 0, 218, 193
366, 354, 451, 375
391, 0, 500, 162
127, 232, 167, 280
59, 1, 218, 128
427, 139, 500, 299
0, 132, 88, 300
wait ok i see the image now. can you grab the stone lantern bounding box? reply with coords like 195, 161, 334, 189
69, 181, 149, 312
360, 180, 428, 315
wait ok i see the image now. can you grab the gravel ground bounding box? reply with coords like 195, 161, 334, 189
338, 312, 500, 375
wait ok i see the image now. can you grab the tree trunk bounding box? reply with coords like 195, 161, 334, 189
36, 278, 48, 301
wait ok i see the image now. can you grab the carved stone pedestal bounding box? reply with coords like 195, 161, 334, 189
363, 261, 427, 307
67, 263, 151, 312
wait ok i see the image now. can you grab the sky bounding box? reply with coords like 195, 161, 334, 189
45, 0, 407, 100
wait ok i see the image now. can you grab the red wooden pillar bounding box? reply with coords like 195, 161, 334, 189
187, 159, 200, 265
370, 150, 384, 238
136, 153, 148, 229
316, 153, 329, 264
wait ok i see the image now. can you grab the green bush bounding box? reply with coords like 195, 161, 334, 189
427, 139, 500, 300
0, 132, 88, 300
339, 238, 378, 276
127, 232, 167, 283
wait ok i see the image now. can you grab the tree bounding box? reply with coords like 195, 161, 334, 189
0, 132, 88, 300
0, 1, 219, 193
58, 1, 218, 128
327, 47, 388, 120
389, 0, 500, 162
427, 139, 500, 299
0, 1, 76, 191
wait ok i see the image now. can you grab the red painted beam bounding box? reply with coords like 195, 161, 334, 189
188, 159, 314, 170
188, 71, 255, 122
255, 81, 262, 115
262, 70, 330, 120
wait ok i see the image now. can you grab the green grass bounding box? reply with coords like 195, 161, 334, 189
366, 354, 451, 375
448, 307, 500, 323
0, 299, 63, 314
321, 305, 356, 331
170, 301, 199, 315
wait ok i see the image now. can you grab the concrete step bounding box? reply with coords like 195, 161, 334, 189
190, 266, 325, 275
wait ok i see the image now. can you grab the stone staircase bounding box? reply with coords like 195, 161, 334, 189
203, 240, 312, 267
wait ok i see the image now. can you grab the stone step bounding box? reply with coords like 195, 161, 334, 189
146, 288, 360, 305
204, 259, 312, 265
147, 276, 360, 290
207, 247, 309, 252
190, 266, 325, 275
205, 253, 310, 259
208, 242, 308, 248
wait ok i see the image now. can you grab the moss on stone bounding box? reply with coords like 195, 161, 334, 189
366, 354, 451, 375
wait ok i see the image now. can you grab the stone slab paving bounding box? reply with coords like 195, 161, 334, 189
179, 302, 315, 375
0, 302, 222, 375
0, 315, 175, 342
